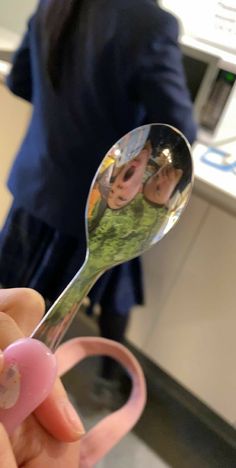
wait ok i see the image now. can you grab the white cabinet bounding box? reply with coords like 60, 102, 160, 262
127, 193, 209, 348
0, 83, 31, 226
128, 194, 236, 426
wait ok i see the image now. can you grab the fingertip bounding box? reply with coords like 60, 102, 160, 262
60, 398, 85, 441
14, 288, 45, 317
35, 392, 85, 442
0, 288, 45, 336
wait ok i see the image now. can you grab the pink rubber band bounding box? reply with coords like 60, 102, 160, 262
56, 337, 146, 467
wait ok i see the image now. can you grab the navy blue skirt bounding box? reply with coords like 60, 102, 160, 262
0, 203, 144, 316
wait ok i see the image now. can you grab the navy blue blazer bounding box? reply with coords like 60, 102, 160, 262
7, 0, 197, 238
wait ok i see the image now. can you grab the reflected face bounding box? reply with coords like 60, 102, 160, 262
143, 165, 183, 205
107, 147, 150, 209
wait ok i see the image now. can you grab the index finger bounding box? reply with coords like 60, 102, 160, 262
0, 289, 45, 336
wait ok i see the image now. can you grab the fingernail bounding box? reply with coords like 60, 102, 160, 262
0, 362, 21, 409
62, 399, 85, 436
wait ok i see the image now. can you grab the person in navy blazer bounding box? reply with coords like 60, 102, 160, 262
0, 0, 197, 390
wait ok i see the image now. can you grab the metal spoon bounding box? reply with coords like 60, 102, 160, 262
31, 123, 193, 351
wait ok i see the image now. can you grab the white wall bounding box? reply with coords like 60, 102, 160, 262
0, 0, 38, 35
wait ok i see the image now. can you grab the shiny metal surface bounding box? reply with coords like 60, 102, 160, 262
32, 124, 193, 351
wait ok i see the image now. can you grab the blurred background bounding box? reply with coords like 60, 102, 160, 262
0, 1, 236, 466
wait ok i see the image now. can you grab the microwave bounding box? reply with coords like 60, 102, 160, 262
181, 39, 236, 146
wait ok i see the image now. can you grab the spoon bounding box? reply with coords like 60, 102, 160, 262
28, 124, 192, 348
0, 123, 193, 433
31, 123, 193, 350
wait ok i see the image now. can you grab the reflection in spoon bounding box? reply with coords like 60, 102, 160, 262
32, 124, 193, 351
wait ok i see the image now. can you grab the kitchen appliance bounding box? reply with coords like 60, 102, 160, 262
181, 39, 236, 145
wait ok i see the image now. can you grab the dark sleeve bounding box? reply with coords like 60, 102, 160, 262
6, 16, 34, 102
134, 13, 197, 144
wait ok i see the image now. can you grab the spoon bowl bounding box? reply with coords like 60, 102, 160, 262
32, 124, 193, 350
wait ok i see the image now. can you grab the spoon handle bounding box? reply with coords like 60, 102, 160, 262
31, 257, 102, 352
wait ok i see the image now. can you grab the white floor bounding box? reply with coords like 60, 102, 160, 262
96, 431, 170, 468
81, 409, 170, 468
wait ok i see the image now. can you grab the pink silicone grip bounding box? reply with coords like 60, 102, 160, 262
0, 338, 57, 435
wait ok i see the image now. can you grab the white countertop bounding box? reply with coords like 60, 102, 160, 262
193, 142, 236, 216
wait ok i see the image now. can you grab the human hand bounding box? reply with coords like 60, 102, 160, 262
0, 288, 84, 467
143, 164, 183, 205
0, 422, 17, 467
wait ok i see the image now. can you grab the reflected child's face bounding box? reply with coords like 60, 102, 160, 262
143, 165, 183, 205
107, 146, 150, 209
